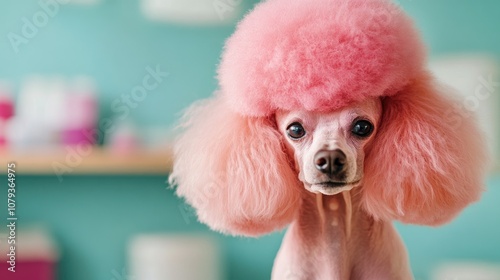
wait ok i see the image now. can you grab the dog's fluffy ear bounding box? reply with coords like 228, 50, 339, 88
362, 73, 489, 225
169, 96, 302, 236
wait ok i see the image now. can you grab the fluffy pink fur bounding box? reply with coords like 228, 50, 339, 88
171, 0, 487, 239
219, 0, 425, 116
171, 96, 302, 236
362, 74, 488, 225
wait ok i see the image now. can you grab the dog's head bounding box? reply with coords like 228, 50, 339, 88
275, 98, 382, 196
170, 0, 488, 236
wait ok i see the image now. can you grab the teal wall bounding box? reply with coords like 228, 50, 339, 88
1, 1, 500, 280
1, 0, 499, 125
0, 0, 258, 126
1, 175, 499, 280
403, 0, 500, 55
1, 175, 284, 280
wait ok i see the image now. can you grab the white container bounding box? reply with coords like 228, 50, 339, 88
432, 262, 500, 280
129, 234, 223, 280
140, 0, 243, 25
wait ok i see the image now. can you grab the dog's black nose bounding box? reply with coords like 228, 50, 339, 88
314, 149, 346, 177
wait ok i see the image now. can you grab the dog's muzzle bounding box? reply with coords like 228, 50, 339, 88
314, 149, 347, 181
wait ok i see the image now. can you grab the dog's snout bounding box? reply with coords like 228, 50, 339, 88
314, 149, 346, 176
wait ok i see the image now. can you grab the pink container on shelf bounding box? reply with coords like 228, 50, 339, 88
0, 83, 14, 146
0, 82, 13, 119
61, 126, 96, 146
0, 228, 59, 280
0, 97, 13, 120
61, 76, 98, 146
108, 121, 140, 154
0, 261, 55, 280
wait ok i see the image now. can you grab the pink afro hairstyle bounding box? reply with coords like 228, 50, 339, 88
170, 0, 488, 236
219, 0, 425, 116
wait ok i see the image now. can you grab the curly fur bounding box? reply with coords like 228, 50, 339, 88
219, 0, 425, 116
362, 74, 488, 225
171, 96, 302, 236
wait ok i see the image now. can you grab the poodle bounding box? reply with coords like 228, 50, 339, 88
170, 0, 489, 279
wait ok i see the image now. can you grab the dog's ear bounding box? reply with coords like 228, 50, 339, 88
362, 73, 489, 225
170, 96, 302, 236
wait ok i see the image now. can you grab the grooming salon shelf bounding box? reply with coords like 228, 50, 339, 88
0, 148, 496, 175
0, 147, 172, 175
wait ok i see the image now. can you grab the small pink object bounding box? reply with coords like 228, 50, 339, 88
0, 86, 14, 146
62, 77, 98, 146
61, 126, 96, 146
108, 122, 139, 154
0, 101, 13, 120
0, 90, 14, 120
0, 120, 6, 146
0, 229, 58, 280
0, 261, 55, 280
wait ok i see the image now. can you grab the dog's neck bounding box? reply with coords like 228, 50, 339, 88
273, 185, 413, 279
314, 191, 353, 241
297, 192, 352, 279
275, 188, 401, 280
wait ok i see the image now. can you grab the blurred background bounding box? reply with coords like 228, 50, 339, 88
0, 0, 499, 279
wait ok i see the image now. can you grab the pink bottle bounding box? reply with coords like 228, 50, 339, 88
0, 228, 59, 280
61, 76, 98, 147
0, 83, 14, 146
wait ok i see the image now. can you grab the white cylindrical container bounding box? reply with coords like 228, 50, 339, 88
129, 234, 223, 280
432, 262, 500, 280
140, 0, 242, 25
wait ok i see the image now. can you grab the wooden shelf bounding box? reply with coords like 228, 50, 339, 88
3, 147, 493, 176
0, 147, 172, 175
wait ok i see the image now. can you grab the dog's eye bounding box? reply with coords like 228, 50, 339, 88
351, 119, 374, 138
287, 122, 306, 140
